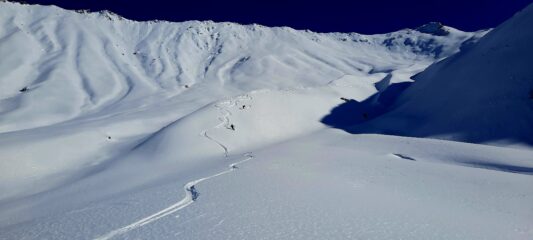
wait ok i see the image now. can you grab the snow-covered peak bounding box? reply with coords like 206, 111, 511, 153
415, 21, 450, 36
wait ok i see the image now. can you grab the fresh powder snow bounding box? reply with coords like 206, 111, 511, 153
0, 1, 532, 240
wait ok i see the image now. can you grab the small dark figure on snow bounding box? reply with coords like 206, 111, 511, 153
19, 87, 28, 93
340, 97, 349, 102
230, 124, 235, 131
189, 186, 199, 201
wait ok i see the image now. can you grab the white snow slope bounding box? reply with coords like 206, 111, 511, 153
351, 3, 533, 146
0, 1, 532, 240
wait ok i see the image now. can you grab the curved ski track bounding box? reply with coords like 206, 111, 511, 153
94, 96, 254, 240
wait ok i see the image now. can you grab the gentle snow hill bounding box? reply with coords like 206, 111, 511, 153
350, 3, 533, 146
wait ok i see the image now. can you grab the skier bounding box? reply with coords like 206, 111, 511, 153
189, 186, 198, 201
230, 124, 235, 131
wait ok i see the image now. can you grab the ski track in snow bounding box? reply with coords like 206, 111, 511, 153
94, 96, 254, 240
201, 130, 229, 157
202, 95, 252, 157
93, 153, 253, 240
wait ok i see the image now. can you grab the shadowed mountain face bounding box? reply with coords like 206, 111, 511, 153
321, 82, 412, 127
339, 3, 533, 146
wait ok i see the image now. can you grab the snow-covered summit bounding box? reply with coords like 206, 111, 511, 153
416, 22, 450, 36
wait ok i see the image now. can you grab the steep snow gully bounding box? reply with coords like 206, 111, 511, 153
95, 98, 255, 240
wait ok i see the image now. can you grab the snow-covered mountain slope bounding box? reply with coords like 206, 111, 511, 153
1, 2, 532, 240
0, 1, 485, 201
0, 2, 482, 133
351, 3, 533, 146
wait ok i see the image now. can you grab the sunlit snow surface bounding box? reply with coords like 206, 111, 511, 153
0, 2, 532, 240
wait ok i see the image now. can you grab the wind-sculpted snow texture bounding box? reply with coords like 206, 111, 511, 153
1, 1, 532, 240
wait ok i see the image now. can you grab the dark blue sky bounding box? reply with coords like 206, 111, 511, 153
20, 0, 533, 33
